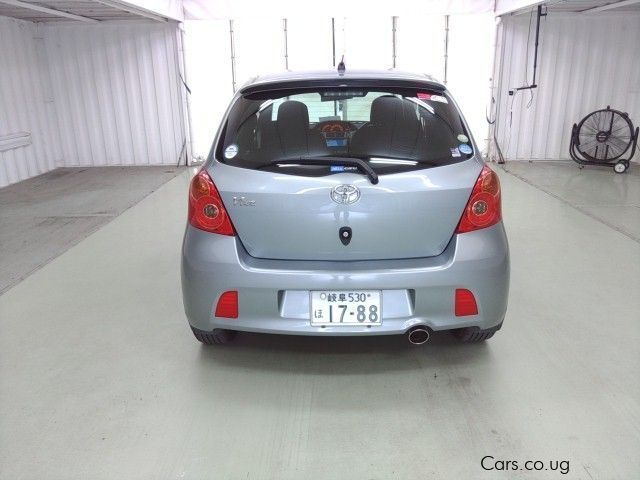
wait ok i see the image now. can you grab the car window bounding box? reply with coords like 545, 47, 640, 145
217, 87, 473, 176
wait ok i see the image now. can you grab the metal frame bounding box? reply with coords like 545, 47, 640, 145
331, 17, 336, 67
176, 25, 194, 165
283, 18, 289, 70
391, 16, 398, 68
512, 4, 546, 93
229, 19, 237, 93
91, 0, 168, 22
495, 0, 545, 16
0, 132, 31, 152
0, 0, 172, 22
581, 0, 640, 13
0, 0, 99, 22
443, 15, 449, 85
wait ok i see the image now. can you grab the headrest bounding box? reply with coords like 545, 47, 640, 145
370, 95, 401, 125
276, 100, 310, 129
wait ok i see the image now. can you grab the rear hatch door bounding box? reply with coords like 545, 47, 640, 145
210, 159, 481, 261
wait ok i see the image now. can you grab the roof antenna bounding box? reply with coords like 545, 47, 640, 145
337, 55, 346, 75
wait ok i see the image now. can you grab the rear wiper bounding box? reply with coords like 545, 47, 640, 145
262, 156, 379, 184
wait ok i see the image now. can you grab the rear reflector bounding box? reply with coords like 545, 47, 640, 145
215, 291, 238, 318
455, 289, 478, 316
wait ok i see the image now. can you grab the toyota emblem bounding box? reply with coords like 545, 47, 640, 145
331, 185, 360, 205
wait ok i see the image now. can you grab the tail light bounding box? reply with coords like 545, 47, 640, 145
188, 169, 235, 235
456, 165, 502, 234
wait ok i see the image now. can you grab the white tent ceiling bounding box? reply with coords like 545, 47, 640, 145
182, 0, 496, 19
182, 0, 640, 19
1, 0, 637, 22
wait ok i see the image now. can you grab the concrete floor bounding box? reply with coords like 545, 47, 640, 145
502, 160, 640, 242
0, 164, 639, 479
0, 166, 184, 294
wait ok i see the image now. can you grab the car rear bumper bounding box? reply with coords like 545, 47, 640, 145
181, 223, 509, 336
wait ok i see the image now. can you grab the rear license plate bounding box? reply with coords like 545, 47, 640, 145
310, 291, 382, 326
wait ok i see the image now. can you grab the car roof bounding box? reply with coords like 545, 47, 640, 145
238, 69, 446, 95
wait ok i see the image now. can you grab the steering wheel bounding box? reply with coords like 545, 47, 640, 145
313, 121, 357, 134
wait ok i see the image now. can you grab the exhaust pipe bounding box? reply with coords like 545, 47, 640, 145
407, 326, 430, 345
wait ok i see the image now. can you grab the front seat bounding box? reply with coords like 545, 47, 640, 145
275, 100, 326, 157
389, 99, 427, 158
349, 95, 400, 157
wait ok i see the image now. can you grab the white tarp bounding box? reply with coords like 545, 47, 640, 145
183, 0, 495, 19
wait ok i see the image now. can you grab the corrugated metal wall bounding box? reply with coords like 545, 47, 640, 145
493, 12, 640, 161
0, 17, 59, 187
0, 19, 185, 187
43, 23, 186, 168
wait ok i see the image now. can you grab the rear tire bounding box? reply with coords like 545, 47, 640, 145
454, 323, 502, 343
191, 327, 236, 345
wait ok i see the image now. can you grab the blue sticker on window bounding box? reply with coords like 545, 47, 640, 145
330, 165, 345, 172
459, 144, 473, 155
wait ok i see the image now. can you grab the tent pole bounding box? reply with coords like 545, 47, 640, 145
392, 16, 398, 68
177, 25, 194, 165
331, 17, 336, 67
229, 19, 236, 94
283, 18, 289, 70
443, 15, 449, 84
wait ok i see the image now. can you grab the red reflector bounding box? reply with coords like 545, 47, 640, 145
215, 291, 238, 318
455, 289, 478, 316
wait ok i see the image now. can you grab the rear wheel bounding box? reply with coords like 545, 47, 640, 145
454, 323, 502, 343
191, 327, 236, 345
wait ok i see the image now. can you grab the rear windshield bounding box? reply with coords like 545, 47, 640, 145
216, 87, 473, 176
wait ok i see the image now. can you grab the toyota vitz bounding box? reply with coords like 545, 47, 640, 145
181, 69, 509, 345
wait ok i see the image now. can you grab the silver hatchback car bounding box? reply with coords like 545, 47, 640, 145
181, 69, 509, 345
